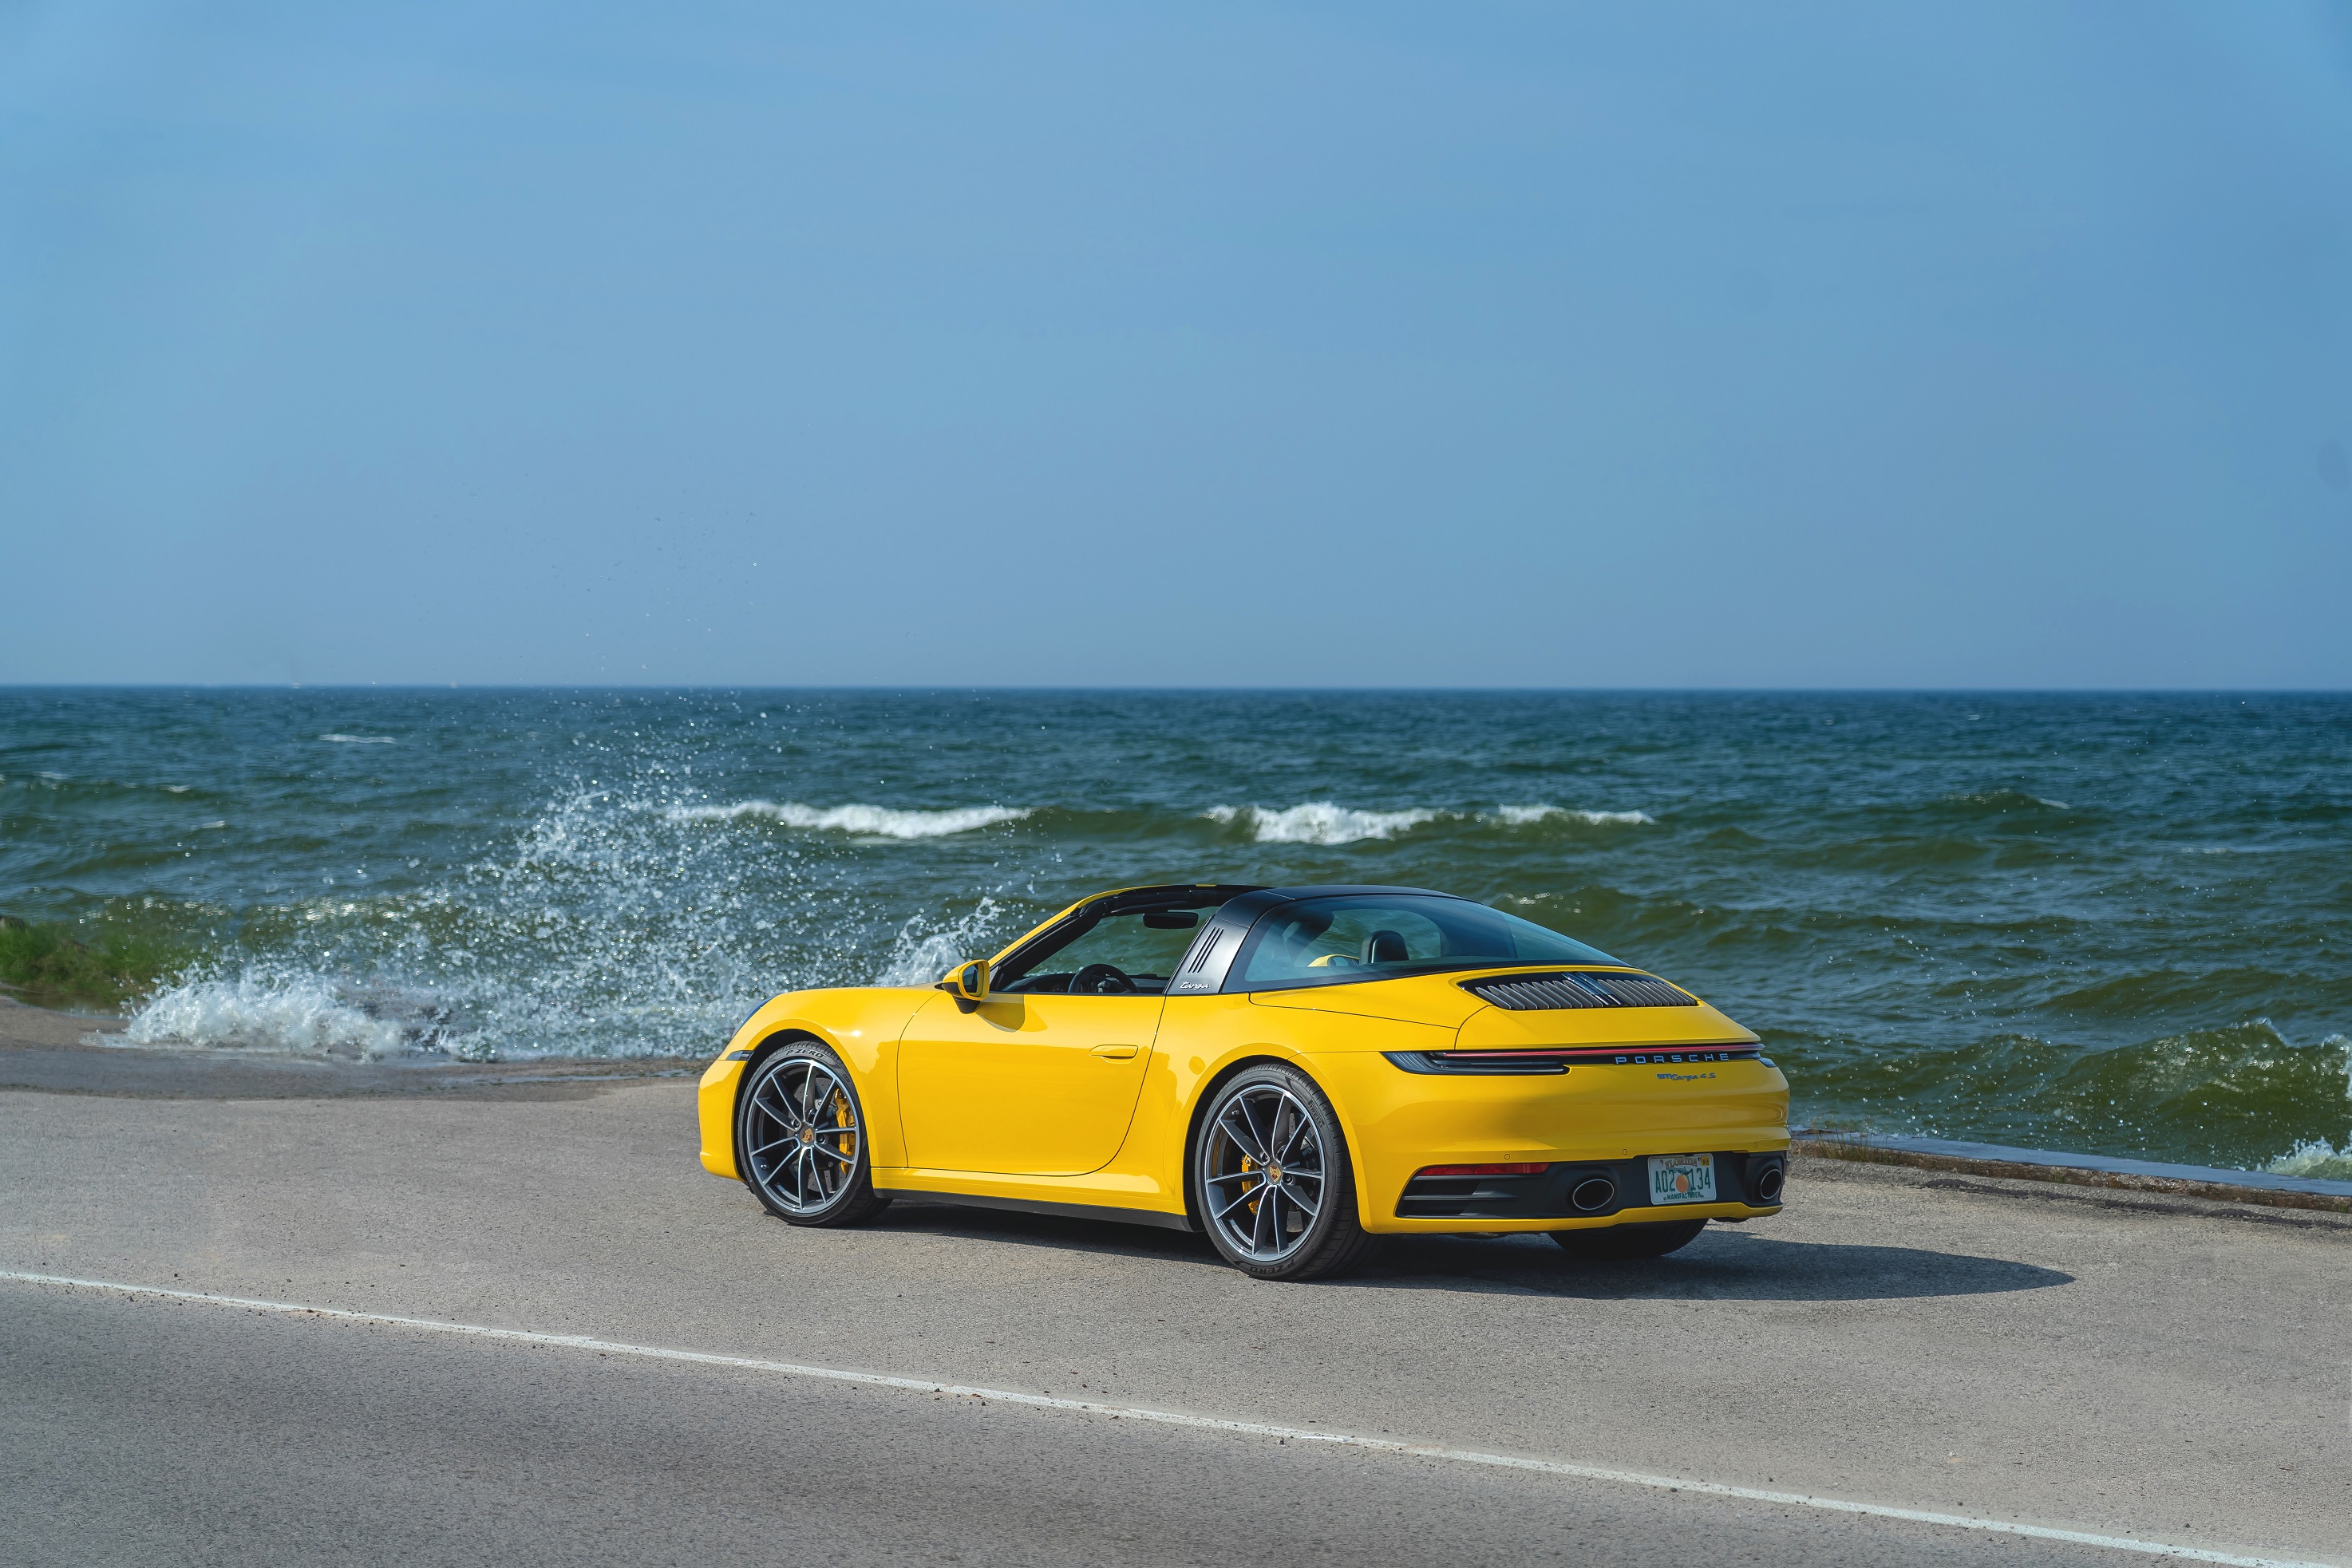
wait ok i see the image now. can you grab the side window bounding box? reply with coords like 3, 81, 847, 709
1231, 894, 1622, 990
995, 908, 1206, 995
1242, 904, 1451, 984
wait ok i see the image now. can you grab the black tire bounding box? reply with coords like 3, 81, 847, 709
1551, 1218, 1707, 1260
1192, 1063, 1381, 1282
737, 1041, 891, 1228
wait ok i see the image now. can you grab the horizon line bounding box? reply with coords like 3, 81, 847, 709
2, 682, 2350, 697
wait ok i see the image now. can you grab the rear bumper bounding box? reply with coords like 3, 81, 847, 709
1306, 1050, 1791, 1234
1392, 1150, 1785, 1230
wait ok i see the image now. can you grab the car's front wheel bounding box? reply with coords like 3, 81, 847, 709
737, 1041, 891, 1227
1193, 1064, 1379, 1282
1550, 1218, 1706, 1260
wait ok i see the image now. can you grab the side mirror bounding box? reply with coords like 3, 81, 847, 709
941, 959, 990, 1005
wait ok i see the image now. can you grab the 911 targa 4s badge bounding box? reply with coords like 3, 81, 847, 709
695, 884, 1790, 1281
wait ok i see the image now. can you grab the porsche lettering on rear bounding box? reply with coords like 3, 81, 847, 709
695, 883, 1791, 1280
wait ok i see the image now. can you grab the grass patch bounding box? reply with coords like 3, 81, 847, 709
0, 915, 192, 1013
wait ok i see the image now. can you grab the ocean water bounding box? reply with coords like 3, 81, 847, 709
2, 688, 2346, 1175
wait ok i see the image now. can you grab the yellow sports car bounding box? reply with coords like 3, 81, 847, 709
697, 883, 1789, 1280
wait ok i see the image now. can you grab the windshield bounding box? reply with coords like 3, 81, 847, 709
994, 901, 1219, 995
1229, 895, 1621, 990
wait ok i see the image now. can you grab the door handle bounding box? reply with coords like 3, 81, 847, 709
1089, 1045, 1140, 1060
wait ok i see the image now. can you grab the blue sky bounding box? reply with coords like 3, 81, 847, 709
5, 2, 2350, 687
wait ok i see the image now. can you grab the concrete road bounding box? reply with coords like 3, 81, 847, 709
4, 1283, 2155, 1568
0, 1061, 2345, 1564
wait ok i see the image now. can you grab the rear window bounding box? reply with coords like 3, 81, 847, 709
1230, 895, 1620, 990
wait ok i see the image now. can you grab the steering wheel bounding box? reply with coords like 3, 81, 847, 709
1069, 962, 1136, 995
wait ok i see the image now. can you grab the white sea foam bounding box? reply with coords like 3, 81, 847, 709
1206, 803, 1439, 845
1493, 805, 1654, 826
666, 800, 1030, 839
321, 734, 397, 745
1204, 802, 1652, 843
127, 972, 410, 1058
2267, 1035, 2352, 1178
2266, 1139, 2352, 1181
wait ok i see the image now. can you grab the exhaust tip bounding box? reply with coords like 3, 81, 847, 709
1752, 1162, 1785, 1203
1570, 1176, 1616, 1212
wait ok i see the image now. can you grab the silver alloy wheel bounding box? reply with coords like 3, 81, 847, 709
1201, 1083, 1325, 1263
744, 1056, 862, 1215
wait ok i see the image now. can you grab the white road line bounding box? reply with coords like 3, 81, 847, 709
1, 1269, 2331, 1568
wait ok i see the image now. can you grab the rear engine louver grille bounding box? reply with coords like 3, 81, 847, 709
1458, 972, 1696, 1011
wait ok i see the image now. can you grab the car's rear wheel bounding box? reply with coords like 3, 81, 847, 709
1551, 1218, 1706, 1260
738, 1041, 891, 1227
1193, 1064, 1379, 1282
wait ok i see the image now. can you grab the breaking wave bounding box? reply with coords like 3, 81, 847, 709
666, 800, 1030, 839
121, 786, 901, 1060
1206, 802, 1653, 843
126, 970, 412, 1058
1789, 1022, 2352, 1173
2267, 1139, 2352, 1180
1206, 803, 1437, 844
1494, 805, 1654, 827
2265, 1034, 2352, 1178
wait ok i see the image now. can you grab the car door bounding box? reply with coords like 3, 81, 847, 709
896, 989, 1163, 1175
895, 897, 1222, 1176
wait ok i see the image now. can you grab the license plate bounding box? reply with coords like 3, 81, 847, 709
1646, 1153, 1716, 1206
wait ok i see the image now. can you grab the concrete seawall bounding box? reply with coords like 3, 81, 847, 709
1797, 1128, 2352, 1215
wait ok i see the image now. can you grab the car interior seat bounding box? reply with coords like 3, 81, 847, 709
1362, 929, 1409, 964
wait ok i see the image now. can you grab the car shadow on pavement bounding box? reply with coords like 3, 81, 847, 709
872, 1201, 1231, 1265
870, 1205, 2072, 1300
1358, 1228, 2073, 1301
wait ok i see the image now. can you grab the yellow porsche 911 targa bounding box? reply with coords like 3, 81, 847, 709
697, 884, 1789, 1281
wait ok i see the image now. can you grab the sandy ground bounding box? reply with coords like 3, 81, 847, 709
1, 1001, 2346, 1566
